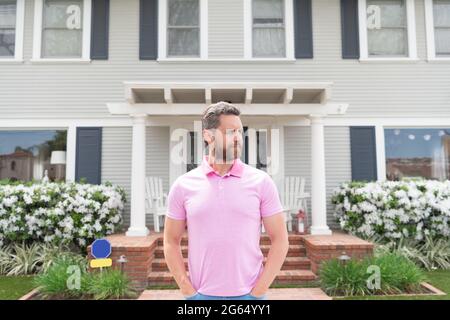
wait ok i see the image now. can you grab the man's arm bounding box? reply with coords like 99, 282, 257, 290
250, 212, 289, 297
163, 216, 197, 296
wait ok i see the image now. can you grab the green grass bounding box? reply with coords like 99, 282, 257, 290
335, 270, 450, 300
0, 276, 36, 300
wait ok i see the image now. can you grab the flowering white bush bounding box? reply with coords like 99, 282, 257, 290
332, 180, 450, 242
0, 181, 125, 248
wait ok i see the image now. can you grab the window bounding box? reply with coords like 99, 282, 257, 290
244, 0, 294, 59
33, 0, 91, 60
159, 0, 207, 59
384, 128, 450, 181
167, 0, 199, 57
240, 127, 268, 171
252, 0, 285, 57
359, 0, 417, 60
0, 0, 24, 61
0, 130, 67, 182
425, 0, 450, 59
186, 131, 199, 172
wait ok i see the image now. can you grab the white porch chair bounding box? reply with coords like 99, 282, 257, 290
262, 176, 310, 233
145, 176, 168, 233
283, 176, 310, 232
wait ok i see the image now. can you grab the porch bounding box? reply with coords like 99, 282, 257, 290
106, 81, 349, 237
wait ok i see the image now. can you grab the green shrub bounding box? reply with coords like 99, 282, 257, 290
332, 180, 450, 242
34, 255, 89, 299
0, 181, 125, 249
320, 258, 370, 296
0, 243, 86, 276
86, 269, 137, 300
3, 243, 42, 276
319, 253, 425, 296
372, 253, 424, 294
374, 236, 450, 271
35, 255, 136, 300
0, 245, 13, 274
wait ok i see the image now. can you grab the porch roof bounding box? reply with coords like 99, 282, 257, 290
107, 81, 349, 116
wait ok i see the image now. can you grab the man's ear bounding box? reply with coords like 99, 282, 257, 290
203, 129, 214, 145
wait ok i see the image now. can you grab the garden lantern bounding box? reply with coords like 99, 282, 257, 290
338, 251, 351, 266
296, 209, 307, 234
117, 255, 128, 273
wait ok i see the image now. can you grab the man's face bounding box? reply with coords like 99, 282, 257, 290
206, 114, 243, 163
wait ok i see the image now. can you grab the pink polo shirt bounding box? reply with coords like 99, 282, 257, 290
166, 155, 284, 296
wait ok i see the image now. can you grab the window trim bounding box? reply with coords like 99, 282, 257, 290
425, 0, 450, 61
243, 0, 294, 60
158, 0, 208, 60
32, 0, 92, 62
0, 0, 25, 63
358, 0, 417, 62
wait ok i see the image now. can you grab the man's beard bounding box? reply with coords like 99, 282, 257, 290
214, 144, 242, 163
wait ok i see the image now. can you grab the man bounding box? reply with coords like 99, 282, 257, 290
163, 101, 289, 300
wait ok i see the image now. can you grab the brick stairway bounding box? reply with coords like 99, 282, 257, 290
147, 234, 318, 287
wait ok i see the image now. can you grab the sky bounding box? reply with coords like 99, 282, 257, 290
0, 131, 58, 156
385, 128, 450, 158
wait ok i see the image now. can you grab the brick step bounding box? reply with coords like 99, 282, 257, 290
151, 256, 311, 272
153, 244, 306, 259
147, 269, 317, 286
157, 235, 304, 246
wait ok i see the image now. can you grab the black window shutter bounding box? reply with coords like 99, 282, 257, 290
350, 126, 378, 181
90, 0, 109, 60
76, 127, 102, 185
341, 0, 360, 59
293, 0, 313, 59
140, 0, 158, 60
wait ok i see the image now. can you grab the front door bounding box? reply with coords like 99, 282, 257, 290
185, 126, 269, 173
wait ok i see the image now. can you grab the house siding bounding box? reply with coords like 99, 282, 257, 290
102, 126, 170, 228
284, 126, 351, 228
1, 0, 449, 119
208, 0, 244, 58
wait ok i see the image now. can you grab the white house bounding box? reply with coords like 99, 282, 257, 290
1, 0, 450, 236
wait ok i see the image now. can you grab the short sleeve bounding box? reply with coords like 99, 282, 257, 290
260, 174, 284, 218
166, 178, 187, 220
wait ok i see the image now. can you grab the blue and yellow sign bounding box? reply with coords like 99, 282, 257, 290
90, 239, 112, 268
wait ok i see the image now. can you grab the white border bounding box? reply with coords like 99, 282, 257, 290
32, 0, 92, 63
0, 0, 25, 63
425, 0, 450, 61
243, 0, 295, 60
157, 0, 208, 60
358, 0, 417, 62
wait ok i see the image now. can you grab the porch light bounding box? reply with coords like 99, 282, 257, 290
338, 251, 351, 265
117, 255, 128, 273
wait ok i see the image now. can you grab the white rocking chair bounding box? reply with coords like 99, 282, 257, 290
261, 176, 309, 233
145, 176, 168, 233
282, 176, 309, 232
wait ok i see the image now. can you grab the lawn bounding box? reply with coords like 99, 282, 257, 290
2, 270, 448, 300
0, 276, 36, 300
335, 270, 450, 300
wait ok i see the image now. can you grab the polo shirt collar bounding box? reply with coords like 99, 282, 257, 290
201, 155, 244, 178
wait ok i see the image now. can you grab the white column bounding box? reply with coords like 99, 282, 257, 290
309, 114, 332, 235
126, 114, 150, 236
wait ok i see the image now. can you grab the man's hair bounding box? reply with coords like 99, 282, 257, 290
202, 101, 241, 147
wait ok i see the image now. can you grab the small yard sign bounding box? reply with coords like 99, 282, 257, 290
90, 239, 112, 268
